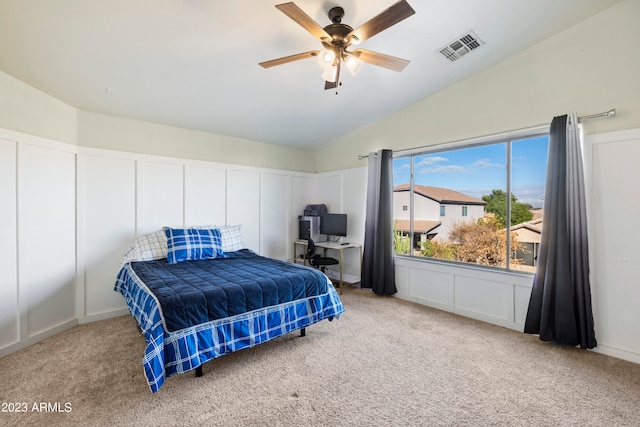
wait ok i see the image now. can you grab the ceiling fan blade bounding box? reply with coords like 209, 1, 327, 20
259, 50, 320, 68
352, 49, 410, 72
275, 2, 332, 42
347, 0, 415, 43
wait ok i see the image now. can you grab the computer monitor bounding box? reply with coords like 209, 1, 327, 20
320, 213, 347, 238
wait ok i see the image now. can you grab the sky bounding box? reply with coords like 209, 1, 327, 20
393, 135, 549, 208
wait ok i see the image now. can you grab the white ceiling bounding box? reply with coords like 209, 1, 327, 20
0, 0, 620, 150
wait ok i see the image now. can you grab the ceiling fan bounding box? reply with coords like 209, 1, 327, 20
259, 1, 415, 91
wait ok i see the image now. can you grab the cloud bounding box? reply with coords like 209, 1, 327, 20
415, 156, 448, 167
416, 156, 503, 175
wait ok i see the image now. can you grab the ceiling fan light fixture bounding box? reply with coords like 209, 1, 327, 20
345, 55, 364, 76
320, 49, 335, 65
321, 65, 337, 82
261, 1, 416, 90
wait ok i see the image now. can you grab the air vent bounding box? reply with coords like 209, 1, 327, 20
438, 31, 484, 62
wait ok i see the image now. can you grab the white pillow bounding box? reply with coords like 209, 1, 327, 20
121, 230, 168, 264
218, 225, 243, 252
195, 225, 243, 252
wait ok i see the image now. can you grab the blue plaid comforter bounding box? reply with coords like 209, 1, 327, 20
114, 249, 344, 392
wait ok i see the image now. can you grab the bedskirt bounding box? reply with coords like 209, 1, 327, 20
115, 260, 344, 392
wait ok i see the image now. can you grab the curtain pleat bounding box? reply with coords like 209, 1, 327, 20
524, 113, 597, 349
362, 149, 396, 295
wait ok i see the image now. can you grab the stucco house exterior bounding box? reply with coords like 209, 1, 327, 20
393, 184, 486, 248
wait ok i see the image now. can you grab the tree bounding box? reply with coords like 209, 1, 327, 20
393, 220, 411, 255
482, 189, 533, 227
448, 217, 526, 267
420, 239, 456, 260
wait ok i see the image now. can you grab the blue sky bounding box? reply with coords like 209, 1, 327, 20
393, 136, 549, 208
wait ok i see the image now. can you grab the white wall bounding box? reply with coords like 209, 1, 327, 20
77, 110, 316, 173
0, 130, 77, 355
2, 126, 639, 367
76, 148, 319, 323
0, 130, 322, 357
313, 168, 368, 279
0, 71, 77, 145
584, 128, 640, 363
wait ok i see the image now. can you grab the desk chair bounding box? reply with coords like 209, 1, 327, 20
306, 239, 339, 273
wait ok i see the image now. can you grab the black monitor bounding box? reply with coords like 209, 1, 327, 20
320, 213, 347, 237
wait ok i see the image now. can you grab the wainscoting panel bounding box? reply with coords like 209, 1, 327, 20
395, 257, 533, 331
18, 143, 76, 337
314, 174, 342, 213
454, 274, 510, 323
184, 165, 226, 227
513, 284, 532, 326
409, 267, 453, 310
0, 138, 18, 349
587, 128, 640, 363
260, 173, 291, 260
136, 160, 184, 233
80, 154, 136, 316
226, 169, 261, 252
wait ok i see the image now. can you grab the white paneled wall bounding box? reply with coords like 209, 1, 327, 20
0, 138, 18, 349
79, 153, 136, 317
18, 143, 76, 337
227, 170, 260, 252
260, 173, 292, 260
0, 133, 326, 357
585, 128, 640, 364
184, 165, 226, 226
137, 160, 184, 233
395, 258, 534, 331
2, 127, 639, 367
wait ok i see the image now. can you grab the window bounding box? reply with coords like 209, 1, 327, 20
392, 132, 549, 272
402, 205, 408, 211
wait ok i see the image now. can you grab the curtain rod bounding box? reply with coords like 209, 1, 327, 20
357, 108, 616, 159
578, 108, 616, 122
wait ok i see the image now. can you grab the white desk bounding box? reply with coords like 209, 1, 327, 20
293, 240, 362, 294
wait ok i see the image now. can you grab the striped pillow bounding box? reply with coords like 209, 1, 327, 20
164, 227, 225, 264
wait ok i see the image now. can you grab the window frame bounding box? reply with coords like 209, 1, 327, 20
393, 126, 549, 273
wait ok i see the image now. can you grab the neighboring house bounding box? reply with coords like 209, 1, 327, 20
511, 210, 544, 270
393, 184, 486, 247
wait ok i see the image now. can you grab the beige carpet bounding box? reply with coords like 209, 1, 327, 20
1, 287, 639, 426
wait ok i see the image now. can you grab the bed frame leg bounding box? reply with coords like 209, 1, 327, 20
195, 366, 203, 377
300, 328, 306, 337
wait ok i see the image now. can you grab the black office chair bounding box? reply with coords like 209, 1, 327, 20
306, 239, 339, 273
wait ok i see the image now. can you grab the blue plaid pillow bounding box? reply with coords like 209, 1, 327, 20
164, 227, 225, 264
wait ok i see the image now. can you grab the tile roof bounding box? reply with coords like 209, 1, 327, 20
394, 219, 441, 233
394, 184, 486, 205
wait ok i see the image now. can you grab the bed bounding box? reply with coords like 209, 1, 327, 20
114, 226, 344, 393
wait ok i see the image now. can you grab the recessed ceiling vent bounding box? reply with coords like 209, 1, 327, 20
438, 31, 483, 62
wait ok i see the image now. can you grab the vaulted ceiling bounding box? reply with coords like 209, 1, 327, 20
0, 0, 621, 150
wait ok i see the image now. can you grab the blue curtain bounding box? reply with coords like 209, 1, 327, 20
362, 149, 396, 295
524, 113, 597, 349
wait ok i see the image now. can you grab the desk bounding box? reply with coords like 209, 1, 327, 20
293, 240, 362, 294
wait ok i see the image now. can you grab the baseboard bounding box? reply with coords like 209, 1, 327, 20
593, 343, 640, 365
0, 309, 131, 359
78, 308, 130, 325
0, 318, 78, 359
